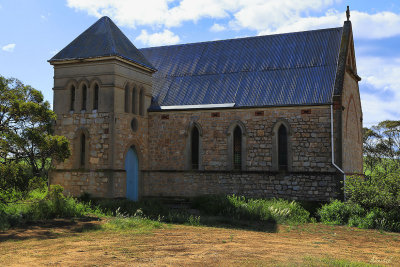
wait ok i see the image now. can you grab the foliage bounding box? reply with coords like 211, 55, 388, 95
192, 194, 310, 224
317, 200, 364, 225
0, 185, 102, 230
345, 172, 400, 211
0, 75, 70, 201
363, 120, 400, 176
318, 200, 400, 232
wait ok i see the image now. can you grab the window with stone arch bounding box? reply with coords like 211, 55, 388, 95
93, 83, 99, 111
132, 85, 137, 114
70, 85, 75, 111
185, 122, 203, 170
81, 84, 87, 111
75, 128, 89, 169
124, 84, 130, 113
80, 133, 86, 167
139, 88, 145, 116
191, 126, 200, 169
272, 121, 292, 171
227, 121, 247, 171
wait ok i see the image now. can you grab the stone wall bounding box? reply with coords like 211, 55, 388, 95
50, 170, 126, 198
142, 171, 340, 201
148, 106, 336, 172
341, 71, 363, 174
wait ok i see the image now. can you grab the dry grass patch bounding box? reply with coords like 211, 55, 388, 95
0, 219, 399, 266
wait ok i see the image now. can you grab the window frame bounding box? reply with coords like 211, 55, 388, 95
227, 120, 247, 171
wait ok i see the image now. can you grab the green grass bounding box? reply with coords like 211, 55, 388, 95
302, 256, 384, 267
102, 217, 166, 233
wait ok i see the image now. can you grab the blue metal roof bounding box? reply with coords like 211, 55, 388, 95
49, 17, 155, 71
140, 27, 343, 109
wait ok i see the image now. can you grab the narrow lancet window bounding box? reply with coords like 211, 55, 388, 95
139, 89, 144, 116
132, 87, 136, 114
124, 85, 129, 113
278, 125, 288, 170
80, 133, 86, 167
93, 84, 99, 110
191, 126, 199, 170
233, 126, 242, 170
82, 85, 87, 111
70, 86, 75, 111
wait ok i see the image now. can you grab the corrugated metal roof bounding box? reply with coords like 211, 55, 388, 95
140, 27, 343, 109
49, 17, 156, 71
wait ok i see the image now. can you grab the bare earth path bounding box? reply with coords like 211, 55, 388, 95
1, 219, 399, 266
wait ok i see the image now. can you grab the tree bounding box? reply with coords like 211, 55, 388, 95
0, 75, 70, 199
363, 120, 400, 176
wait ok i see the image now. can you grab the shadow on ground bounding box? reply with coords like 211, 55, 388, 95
0, 217, 102, 242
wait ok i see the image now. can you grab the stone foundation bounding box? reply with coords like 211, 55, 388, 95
50, 170, 126, 198
142, 171, 341, 201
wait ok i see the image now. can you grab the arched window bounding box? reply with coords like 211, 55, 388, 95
278, 125, 288, 170
80, 133, 86, 168
227, 121, 247, 171
132, 86, 136, 114
233, 126, 242, 170
81, 84, 87, 111
124, 84, 129, 113
139, 89, 144, 116
70, 85, 75, 111
93, 84, 99, 110
191, 126, 199, 170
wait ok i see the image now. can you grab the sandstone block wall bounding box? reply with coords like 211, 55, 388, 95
142, 171, 340, 201
148, 106, 336, 172
341, 71, 363, 174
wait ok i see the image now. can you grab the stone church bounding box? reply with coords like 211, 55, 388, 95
49, 14, 362, 201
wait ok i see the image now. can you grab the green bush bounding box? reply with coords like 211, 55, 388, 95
0, 185, 102, 230
345, 172, 400, 211
192, 195, 310, 224
318, 200, 400, 232
318, 200, 365, 225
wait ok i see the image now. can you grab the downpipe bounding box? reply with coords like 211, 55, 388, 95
330, 104, 346, 200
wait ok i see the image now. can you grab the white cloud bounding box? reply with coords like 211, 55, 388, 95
210, 23, 226, 32
66, 0, 337, 29
66, 1, 400, 40
357, 56, 400, 126
2, 43, 16, 52
135, 29, 180, 46
257, 10, 400, 39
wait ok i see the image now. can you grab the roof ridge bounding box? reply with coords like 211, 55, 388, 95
140, 27, 343, 50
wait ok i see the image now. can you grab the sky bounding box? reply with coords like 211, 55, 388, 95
1, 0, 400, 127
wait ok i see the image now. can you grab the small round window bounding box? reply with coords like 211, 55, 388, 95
130, 118, 138, 132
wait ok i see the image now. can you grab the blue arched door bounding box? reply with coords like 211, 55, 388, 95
125, 147, 139, 201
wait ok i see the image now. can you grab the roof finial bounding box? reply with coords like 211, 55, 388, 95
346, 6, 350, 21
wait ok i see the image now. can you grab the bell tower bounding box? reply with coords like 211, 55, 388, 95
49, 16, 156, 198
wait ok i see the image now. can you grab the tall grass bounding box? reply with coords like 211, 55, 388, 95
0, 185, 103, 230
192, 195, 310, 224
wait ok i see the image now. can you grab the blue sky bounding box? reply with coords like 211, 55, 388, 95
1, 0, 399, 126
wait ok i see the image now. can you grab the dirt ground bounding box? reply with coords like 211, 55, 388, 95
1, 219, 399, 266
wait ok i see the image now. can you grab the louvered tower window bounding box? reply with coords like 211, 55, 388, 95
82, 84, 87, 110
233, 126, 242, 170
93, 84, 99, 110
191, 126, 199, 170
70, 85, 75, 111
80, 133, 86, 167
278, 125, 288, 170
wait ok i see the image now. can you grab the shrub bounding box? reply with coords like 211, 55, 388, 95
345, 172, 400, 211
192, 195, 310, 224
0, 185, 102, 230
318, 200, 400, 232
318, 200, 365, 225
